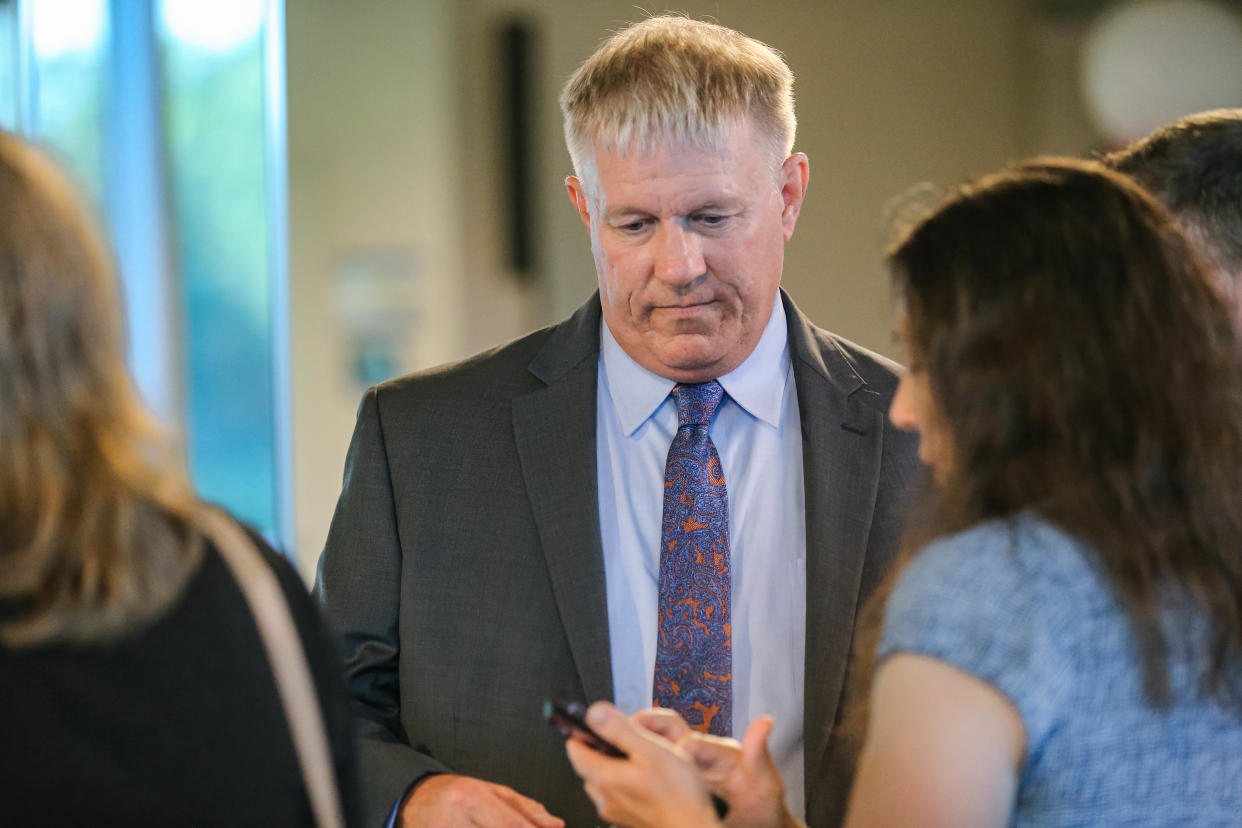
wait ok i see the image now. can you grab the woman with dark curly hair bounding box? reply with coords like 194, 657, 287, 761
565, 159, 1242, 827
0, 131, 357, 826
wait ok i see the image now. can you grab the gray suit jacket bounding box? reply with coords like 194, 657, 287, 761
315, 290, 923, 827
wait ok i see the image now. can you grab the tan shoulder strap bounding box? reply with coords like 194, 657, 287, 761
203, 509, 346, 828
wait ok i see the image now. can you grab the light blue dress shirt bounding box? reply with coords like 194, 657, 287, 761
596, 295, 808, 818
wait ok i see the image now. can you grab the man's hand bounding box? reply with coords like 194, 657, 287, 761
633, 710, 802, 828
399, 774, 564, 828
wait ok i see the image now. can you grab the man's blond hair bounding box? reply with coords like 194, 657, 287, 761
560, 15, 796, 190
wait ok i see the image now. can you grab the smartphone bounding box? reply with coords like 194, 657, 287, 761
543, 696, 730, 820
543, 695, 627, 758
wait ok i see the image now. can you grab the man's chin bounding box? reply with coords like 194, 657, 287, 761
646, 338, 743, 382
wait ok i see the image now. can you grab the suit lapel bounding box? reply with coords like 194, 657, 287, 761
511, 296, 614, 704
508, 290, 888, 765
784, 292, 888, 791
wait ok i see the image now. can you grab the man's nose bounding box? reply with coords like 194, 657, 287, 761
652, 221, 706, 284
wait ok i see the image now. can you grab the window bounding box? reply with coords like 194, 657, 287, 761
4, 0, 291, 550
17, 0, 109, 206
0, 2, 14, 126
159, 0, 282, 540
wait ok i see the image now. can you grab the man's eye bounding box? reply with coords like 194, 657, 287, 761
694, 214, 728, 227
617, 220, 649, 233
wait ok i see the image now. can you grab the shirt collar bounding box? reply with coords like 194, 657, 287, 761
600, 294, 791, 435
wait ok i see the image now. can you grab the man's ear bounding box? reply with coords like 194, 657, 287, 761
566, 176, 592, 230
778, 152, 810, 241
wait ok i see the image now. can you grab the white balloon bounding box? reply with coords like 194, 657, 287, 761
1081, 0, 1242, 143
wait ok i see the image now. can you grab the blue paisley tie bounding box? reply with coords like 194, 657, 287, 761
652, 381, 732, 736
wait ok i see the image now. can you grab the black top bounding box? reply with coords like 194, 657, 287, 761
0, 526, 359, 826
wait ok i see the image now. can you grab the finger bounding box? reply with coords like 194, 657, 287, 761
581, 781, 607, 821
681, 732, 743, 775
740, 715, 776, 770
632, 706, 694, 741
569, 744, 626, 826
565, 735, 614, 782
490, 784, 565, 828
565, 729, 599, 751
586, 701, 667, 756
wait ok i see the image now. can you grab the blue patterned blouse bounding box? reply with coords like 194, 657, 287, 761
879, 514, 1242, 827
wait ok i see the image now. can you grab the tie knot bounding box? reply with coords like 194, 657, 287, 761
671, 381, 725, 429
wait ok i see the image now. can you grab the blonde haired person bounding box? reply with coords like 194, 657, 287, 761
560, 14, 797, 192
0, 131, 358, 826
316, 14, 920, 828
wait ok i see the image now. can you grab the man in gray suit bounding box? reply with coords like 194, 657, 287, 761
316, 16, 921, 828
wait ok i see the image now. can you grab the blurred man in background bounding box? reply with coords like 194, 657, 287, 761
1105, 109, 1242, 329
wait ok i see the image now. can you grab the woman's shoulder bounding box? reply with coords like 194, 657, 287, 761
900, 512, 1097, 601
195, 510, 360, 824
193, 512, 324, 642
880, 514, 1100, 751
881, 513, 1107, 683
